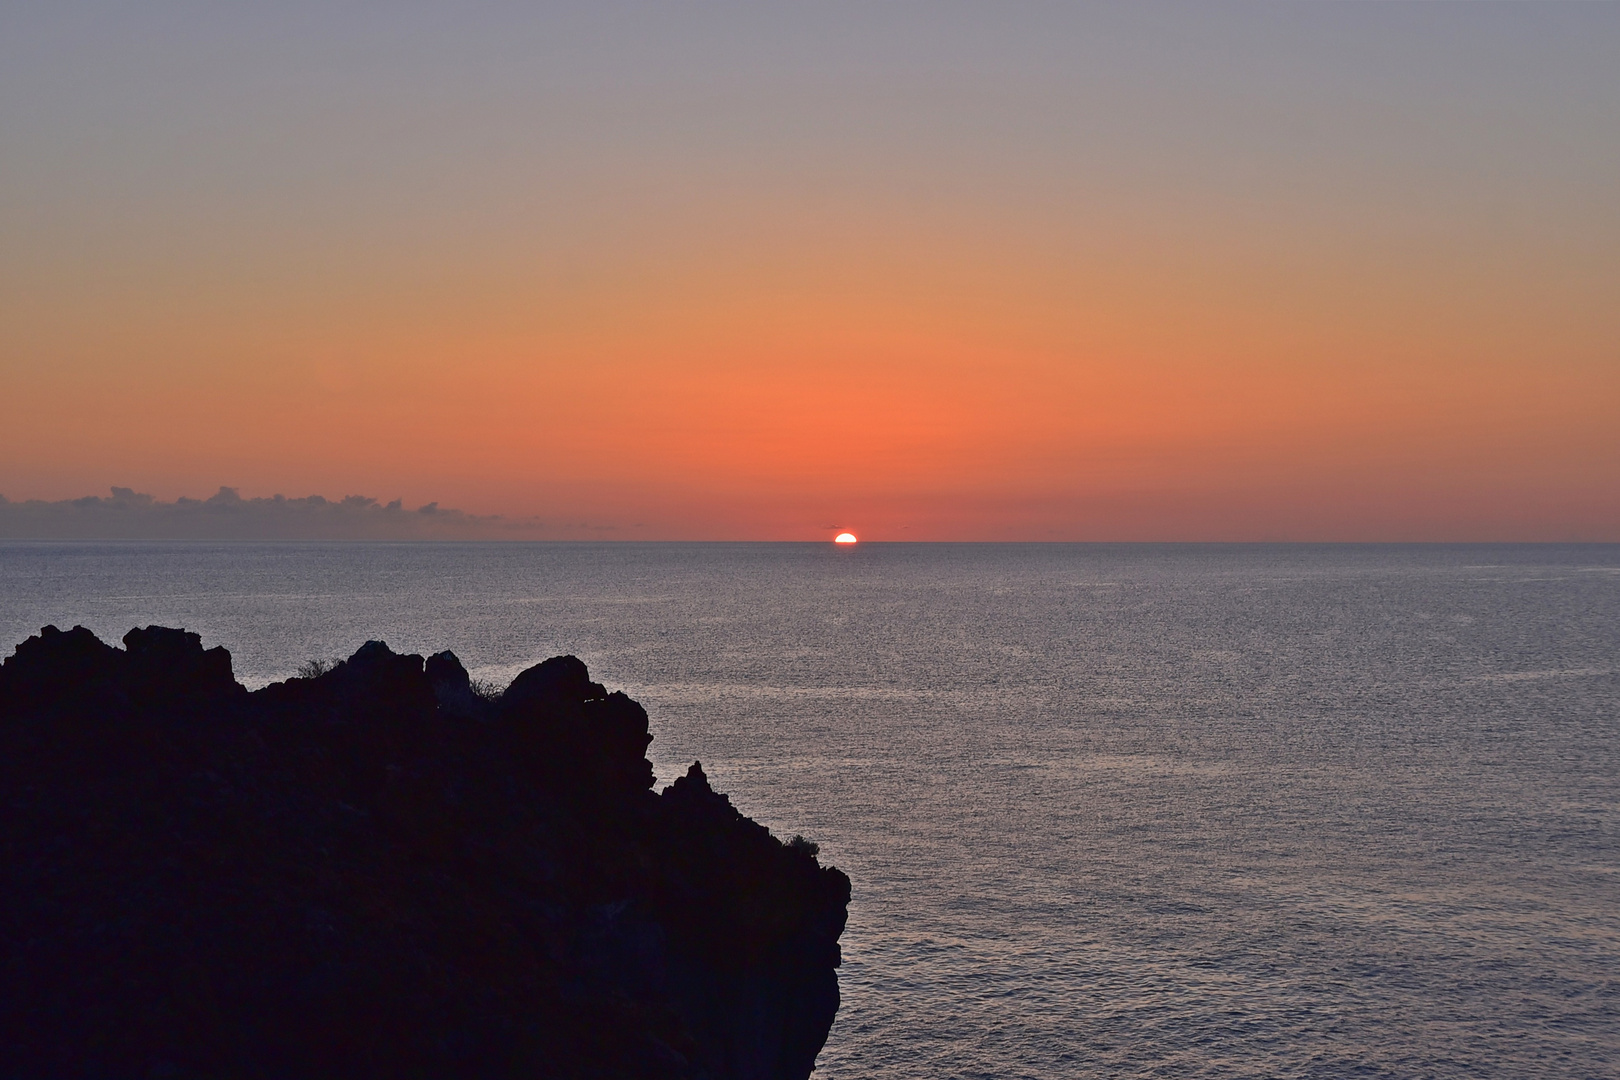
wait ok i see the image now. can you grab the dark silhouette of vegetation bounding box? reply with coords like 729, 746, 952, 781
470, 675, 505, 701
294, 656, 340, 679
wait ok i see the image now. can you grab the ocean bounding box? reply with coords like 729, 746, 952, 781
2, 541, 1616, 1078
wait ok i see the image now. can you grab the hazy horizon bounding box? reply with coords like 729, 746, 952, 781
5, 484, 1620, 543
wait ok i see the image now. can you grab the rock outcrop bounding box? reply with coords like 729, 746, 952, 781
0, 626, 849, 1079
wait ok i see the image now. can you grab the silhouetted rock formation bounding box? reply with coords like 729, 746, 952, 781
0, 626, 849, 1080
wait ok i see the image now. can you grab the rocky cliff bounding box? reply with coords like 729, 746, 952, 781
0, 626, 849, 1079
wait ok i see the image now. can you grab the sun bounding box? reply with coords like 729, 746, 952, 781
834, 532, 858, 544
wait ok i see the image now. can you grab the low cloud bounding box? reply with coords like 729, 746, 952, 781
0, 487, 541, 540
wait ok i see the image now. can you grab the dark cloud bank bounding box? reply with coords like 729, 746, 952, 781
0, 487, 534, 540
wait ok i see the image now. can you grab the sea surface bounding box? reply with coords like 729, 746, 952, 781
2, 541, 1617, 1079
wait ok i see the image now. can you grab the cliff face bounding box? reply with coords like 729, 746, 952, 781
0, 626, 849, 1080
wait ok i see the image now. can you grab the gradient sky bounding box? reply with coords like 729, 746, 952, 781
3, 2, 1617, 539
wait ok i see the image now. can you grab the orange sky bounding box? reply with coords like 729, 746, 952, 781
3, 5, 1617, 539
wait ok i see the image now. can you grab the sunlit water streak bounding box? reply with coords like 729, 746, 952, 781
3, 541, 1616, 1078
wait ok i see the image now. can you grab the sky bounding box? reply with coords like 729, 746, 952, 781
2, 2, 1617, 540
